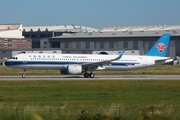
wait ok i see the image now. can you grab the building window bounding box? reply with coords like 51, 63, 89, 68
85, 42, 90, 49
65, 42, 69, 48
52, 42, 60, 48
44, 41, 47, 45
22, 40, 27, 42
54, 32, 62, 36
100, 42, 104, 49
31, 34, 37, 38
95, 42, 100, 49
12, 40, 17, 42
123, 41, 128, 48
133, 41, 138, 49
48, 34, 52, 37
77, 42, 80, 49
2, 51, 6, 54
24, 34, 30, 37
109, 42, 114, 48
40, 34, 47, 38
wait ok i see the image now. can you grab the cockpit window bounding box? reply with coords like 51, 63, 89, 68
10, 57, 18, 59
18, 51, 26, 54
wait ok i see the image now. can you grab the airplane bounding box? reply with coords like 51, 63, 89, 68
5, 33, 173, 78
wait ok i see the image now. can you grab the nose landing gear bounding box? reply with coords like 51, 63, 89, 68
22, 69, 26, 78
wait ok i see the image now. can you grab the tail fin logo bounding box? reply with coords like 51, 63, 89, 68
156, 43, 166, 53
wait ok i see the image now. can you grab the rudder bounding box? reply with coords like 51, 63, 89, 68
144, 34, 171, 57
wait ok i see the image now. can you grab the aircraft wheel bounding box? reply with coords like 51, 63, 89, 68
89, 73, 95, 78
22, 69, 26, 78
84, 73, 89, 78
22, 74, 26, 78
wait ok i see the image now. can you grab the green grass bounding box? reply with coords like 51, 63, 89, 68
0, 80, 179, 108
0, 80, 180, 119
1, 65, 180, 119
0, 65, 180, 75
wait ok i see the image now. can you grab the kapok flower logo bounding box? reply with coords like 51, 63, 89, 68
156, 43, 166, 53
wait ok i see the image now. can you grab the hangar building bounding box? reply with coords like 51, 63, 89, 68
1, 24, 180, 65
23, 25, 97, 48
0, 24, 176, 58
33, 25, 180, 57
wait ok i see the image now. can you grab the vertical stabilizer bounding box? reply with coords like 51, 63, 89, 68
144, 34, 171, 57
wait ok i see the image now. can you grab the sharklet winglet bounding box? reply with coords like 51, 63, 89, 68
117, 49, 125, 59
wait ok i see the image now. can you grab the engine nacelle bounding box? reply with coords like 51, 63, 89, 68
60, 65, 82, 74
60, 69, 68, 74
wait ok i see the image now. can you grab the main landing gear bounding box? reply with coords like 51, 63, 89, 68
22, 69, 26, 78
83, 72, 95, 78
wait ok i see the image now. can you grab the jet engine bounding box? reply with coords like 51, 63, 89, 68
60, 64, 82, 74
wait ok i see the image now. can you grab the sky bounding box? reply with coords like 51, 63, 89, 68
0, 0, 180, 29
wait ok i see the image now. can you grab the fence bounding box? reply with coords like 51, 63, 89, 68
0, 107, 180, 120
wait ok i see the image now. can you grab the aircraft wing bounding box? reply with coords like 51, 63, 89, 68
81, 49, 125, 71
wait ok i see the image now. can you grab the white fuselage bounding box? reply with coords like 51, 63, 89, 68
5, 53, 168, 71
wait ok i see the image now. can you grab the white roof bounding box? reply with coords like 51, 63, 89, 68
23, 25, 98, 32
101, 25, 180, 32
0, 24, 21, 31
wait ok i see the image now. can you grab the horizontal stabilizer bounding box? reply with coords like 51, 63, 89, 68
155, 58, 173, 65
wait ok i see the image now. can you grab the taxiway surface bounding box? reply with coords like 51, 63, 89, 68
0, 75, 180, 80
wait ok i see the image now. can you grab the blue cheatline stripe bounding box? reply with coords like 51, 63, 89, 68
5, 60, 140, 67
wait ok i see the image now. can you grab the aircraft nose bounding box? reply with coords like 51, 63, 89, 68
4, 60, 11, 66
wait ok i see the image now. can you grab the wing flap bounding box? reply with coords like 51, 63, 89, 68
82, 49, 125, 71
